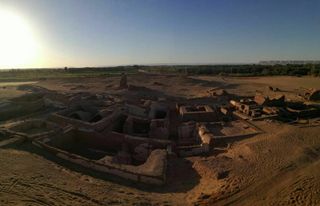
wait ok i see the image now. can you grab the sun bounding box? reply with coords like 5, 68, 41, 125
0, 9, 38, 68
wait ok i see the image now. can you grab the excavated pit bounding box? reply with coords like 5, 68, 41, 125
286, 102, 320, 118
47, 129, 122, 161
205, 121, 259, 137
34, 127, 168, 185
0, 130, 9, 141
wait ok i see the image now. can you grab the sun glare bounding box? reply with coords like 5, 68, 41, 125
0, 9, 38, 68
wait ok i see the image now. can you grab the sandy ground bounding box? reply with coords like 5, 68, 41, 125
0, 74, 320, 205
0, 81, 37, 100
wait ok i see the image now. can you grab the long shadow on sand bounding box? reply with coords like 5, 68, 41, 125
5, 142, 201, 194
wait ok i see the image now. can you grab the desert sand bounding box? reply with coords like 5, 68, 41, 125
0, 74, 319, 206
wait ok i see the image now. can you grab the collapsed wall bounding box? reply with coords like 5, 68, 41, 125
305, 89, 320, 101
254, 94, 285, 106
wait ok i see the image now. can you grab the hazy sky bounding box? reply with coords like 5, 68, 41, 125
0, 0, 320, 68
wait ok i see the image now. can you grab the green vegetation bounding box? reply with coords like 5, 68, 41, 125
141, 64, 320, 77
0, 64, 319, 81
0, 66, 138, 81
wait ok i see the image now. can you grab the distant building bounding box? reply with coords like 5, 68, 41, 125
259, 60, 320, 65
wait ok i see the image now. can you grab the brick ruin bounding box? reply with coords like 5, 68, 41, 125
0, 81, 319, 185
230, 92, 320, 121
178, 104, 221, 122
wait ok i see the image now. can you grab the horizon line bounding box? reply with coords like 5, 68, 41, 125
1, 60, 320, 70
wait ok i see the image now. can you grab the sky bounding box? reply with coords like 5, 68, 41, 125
0, 0, 319, 68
